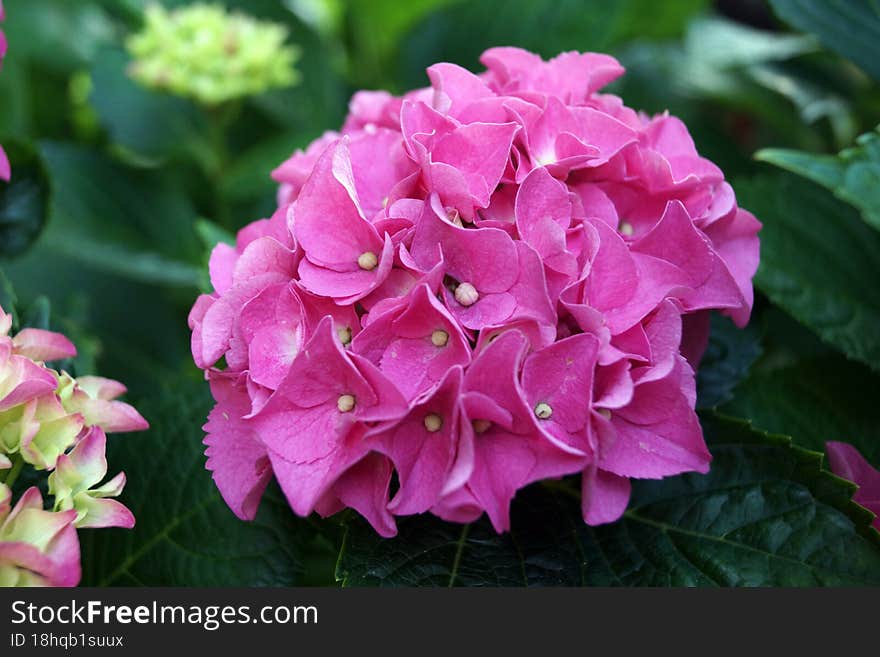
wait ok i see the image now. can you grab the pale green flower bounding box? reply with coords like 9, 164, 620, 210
126, 3, 300, 105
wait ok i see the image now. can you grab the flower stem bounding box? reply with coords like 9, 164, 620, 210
205, 100, 243, 231
2, 455, 24, 489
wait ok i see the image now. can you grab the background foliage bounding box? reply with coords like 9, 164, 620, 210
1, 0, 879, 586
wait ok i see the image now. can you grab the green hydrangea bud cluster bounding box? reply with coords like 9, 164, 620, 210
126, 3, 300, 106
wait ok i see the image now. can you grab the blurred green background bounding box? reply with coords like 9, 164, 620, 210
2, 0, 880, 586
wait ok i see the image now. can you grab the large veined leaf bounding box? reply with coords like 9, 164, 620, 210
722, 356, 880, 468
80, 383, 311, 586
769, 0, 880, 81
696, 313, 762, 409
735, 172, 880, 372
756, 127, 880, 232
337, 415, 880, 586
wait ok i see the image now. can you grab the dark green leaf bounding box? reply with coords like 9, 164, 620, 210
696, 313, 762, 409
757, 126, 880, 231
736, 172, 880, 371
89, 48, 210, 165
0, 268, 19, 329
34, 142, 201, 287
722, 356, 880, 468
20, 296, 51, 331
0, 142, 49, 258
220, 131, 305, 202
395, 0, 709, 90
195, 219, 235, 251
3, 0, 115, 74
81, 382, 311, 586
337, 415, 880, 586
769, 0, 880, 81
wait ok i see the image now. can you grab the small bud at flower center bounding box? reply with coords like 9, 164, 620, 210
455, 282, 479, 306
473, 419, 491, 434
597, 408, 612, 420
618, 221, 634, 236
337, 394, 356, 413
534, 402, 553, 420
337, 326, 352, 346
431, 329, 449, 347
424, 413, 443, 432
358, 251, 378, 270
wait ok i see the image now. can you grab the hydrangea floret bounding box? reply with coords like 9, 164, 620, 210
191, 47, 761, 536
0, 306, 147, 586
126, 3, 300, 106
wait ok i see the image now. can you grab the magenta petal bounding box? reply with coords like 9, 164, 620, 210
427, 62, 495, 117
522, 333, 599, 451
208, 243, 237, 295
0, 146, 8, 182
298, 234, 394, 303
204, 377, 273, 520
324, 453, 398, 537
581, 465, 631, 525
293, 138, 383, 267
601, 399, 711, 479
352, 284, 470, 400
372, 367, 466, 515
254, 316, 407, 463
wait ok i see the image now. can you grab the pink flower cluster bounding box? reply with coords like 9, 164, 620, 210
0, 306, 147, 586
1, 0, 10, 182
191, 48, 760, 536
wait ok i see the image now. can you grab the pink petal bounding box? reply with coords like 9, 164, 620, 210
12, 328, 77, 362
204, 377, 273, 521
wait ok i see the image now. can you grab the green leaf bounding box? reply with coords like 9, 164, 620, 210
345, 0, 461, 88
33, 142, 201, 287
735, 172, 880, 372
685, 16, 818, 69
395, 0, 708, 90
618, 18, 856, 152
0, 142, 50, 258
0, 268, 19, 329
757, 127, 880, 231
722, 355, 880, 468
89, 48, 210, 165
696, 313, 762, 409
769, 0, 880, 81
80, 382, 311, 586
195, 219, 235, 251
3, 0, 115, 74
337, 415, 880, 586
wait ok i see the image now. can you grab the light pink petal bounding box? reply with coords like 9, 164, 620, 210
12, 328, 77, 362
208, 243, 238, 295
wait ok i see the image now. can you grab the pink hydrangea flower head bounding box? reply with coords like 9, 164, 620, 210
191, 47, 760, 534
